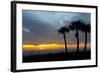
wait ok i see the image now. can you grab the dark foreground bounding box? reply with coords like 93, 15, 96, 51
23, 51, 91, 63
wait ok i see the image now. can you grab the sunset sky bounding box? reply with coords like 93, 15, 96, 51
22, 10, 91, 53
23, 43, 91, 51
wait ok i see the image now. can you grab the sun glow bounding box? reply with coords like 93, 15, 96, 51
22, 43, 91, 51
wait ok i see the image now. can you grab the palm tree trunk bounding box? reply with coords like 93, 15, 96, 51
63, 32, 67, 53
77, 36, 79, 53
84, 32, 87, 52
76, 29, 79, 53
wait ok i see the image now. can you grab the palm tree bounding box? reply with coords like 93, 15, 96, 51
58, 26, 69, 53
69, 20, 82, 53
80, 24, 90, 52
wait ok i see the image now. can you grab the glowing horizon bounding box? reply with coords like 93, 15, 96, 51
23, 43, 91, 51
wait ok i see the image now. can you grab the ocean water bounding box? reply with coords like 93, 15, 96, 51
23, 48, 90, 57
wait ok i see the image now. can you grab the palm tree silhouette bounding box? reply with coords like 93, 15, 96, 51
58, 26, 69, 53
69, 20, 82, 53
80, 24, 90, 52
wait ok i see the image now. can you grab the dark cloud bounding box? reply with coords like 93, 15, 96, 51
22, 10, 91, 44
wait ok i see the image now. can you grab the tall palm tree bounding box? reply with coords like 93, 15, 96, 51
58, 26, 69, 53
69, 20, 82, 53
80, 24, 90, 52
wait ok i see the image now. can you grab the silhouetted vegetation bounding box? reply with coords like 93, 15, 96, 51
80, 24, 90, 52
23, 20, 91, 63
58, 26, 69, 53
69, 20, 84, 53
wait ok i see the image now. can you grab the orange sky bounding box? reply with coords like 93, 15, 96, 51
23, 43, 91, 51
